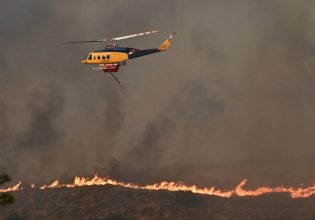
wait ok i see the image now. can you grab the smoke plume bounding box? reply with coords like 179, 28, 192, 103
0, 0, 315, 184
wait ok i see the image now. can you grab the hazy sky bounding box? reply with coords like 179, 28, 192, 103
1, 0, 315, 182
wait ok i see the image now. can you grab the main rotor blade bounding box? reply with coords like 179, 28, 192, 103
60, 39, 107, 44
61, 29, 158, 44
111, 30, 159, 41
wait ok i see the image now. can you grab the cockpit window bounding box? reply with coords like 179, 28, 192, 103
88, 54, 92, 60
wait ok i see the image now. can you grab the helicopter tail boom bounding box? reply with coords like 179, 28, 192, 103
128, 32, 176, 59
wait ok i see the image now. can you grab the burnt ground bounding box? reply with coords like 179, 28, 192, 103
1, 185, 315, 220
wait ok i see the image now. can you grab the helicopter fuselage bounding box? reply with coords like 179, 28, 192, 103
81, 46, 160, 72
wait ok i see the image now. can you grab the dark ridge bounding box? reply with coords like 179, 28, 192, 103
1, 185, 314, 220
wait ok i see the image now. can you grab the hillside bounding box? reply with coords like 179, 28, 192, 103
1, 185, 315, 220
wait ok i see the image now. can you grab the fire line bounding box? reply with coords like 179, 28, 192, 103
1, 175, 315, 198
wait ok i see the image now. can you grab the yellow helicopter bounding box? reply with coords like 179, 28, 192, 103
63, 30, 176, 89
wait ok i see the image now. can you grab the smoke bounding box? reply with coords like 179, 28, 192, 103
0, 0, 315, 184
123, 81, 224, 169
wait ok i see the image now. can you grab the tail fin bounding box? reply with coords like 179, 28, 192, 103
159, 32, 176, 51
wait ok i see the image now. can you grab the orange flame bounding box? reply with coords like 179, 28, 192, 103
1, 175, 315, 198
235, 179, 315, 198
0, 181, 22, 193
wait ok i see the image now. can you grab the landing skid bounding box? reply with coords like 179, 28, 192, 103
109, 73, 125, 90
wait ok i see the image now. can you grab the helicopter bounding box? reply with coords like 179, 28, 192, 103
62, 30, 176, 89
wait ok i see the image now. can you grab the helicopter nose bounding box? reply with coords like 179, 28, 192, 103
81, 60, 87, 64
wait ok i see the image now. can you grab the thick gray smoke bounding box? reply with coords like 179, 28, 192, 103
1, 0, 315, 184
